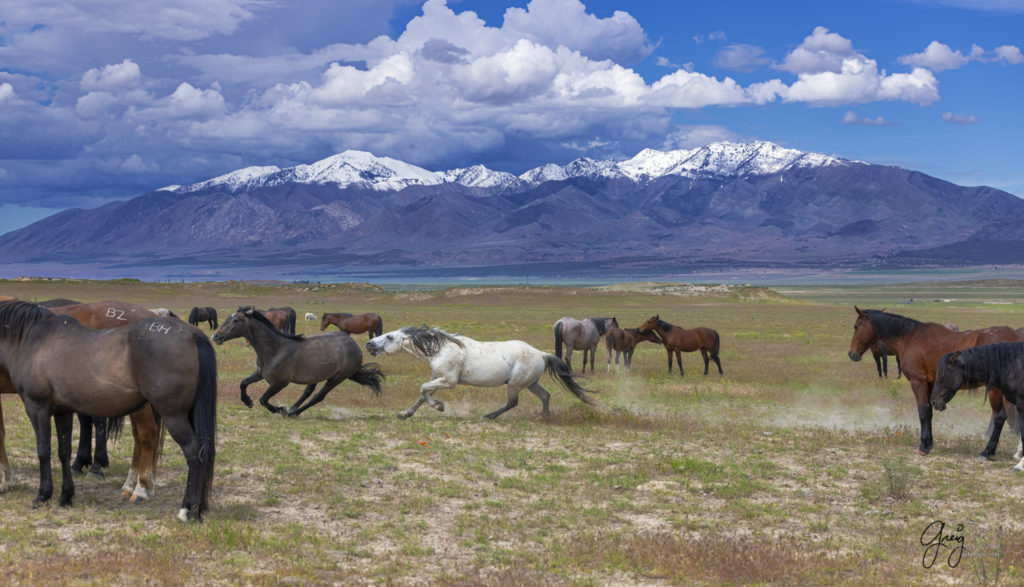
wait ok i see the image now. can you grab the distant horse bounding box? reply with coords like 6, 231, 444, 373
847, 307, 1021, 456
151, 308, 179, 319
553, 316, 617, 373
871, 340, 902, 379
260, 307, 296, 335
638, 315, 722, 376
933, 343, 1024, 470
46, 300, 166, 502
188, 306, 218, 329
321, 312, 384, 339
305, 312, 317, 322
0, 301, 216, 521
212, 307, 384, 416
606, 326, 662, 371
368, 326, 595, 420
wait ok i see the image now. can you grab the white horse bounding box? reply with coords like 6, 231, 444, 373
367, 326, 596, 420
304, 312, 317, 322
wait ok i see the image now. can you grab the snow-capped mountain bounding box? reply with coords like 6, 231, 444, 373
9, 138, 1023, 276
166, 141, 846, 194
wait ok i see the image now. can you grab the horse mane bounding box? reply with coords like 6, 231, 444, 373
587, 317, 611, 336
958, 343, 1024, 387
0, 301, 54, 341
864, 309, 922, 340
655, 317, 675, 332
244, 307, 305, 340
400, 326, 464, 356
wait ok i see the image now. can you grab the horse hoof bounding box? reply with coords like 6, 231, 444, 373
88, 468, 105, 479
177, 508, 191, 523
918, 447, 931, 455
397, 412, 410, 420
59, 496, 73, 508
120, 490, 133, 500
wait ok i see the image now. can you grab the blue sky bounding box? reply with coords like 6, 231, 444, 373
1, 0, 1022, 235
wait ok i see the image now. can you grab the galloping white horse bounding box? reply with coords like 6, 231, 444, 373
367, 326, 596, 420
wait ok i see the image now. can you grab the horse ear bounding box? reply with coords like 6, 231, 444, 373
947, 350, 962, 364
244, 307, 256, 316
854, 306, 864, 316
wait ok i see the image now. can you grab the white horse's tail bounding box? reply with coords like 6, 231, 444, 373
545, 354, 596, 405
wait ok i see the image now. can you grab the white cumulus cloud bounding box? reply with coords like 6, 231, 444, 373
81, 59, 142, 92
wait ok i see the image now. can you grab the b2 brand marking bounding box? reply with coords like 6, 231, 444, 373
105, 307, 128, 321
148, 322, 172, 335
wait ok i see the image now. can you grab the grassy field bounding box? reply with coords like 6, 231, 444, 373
1, 278, 1023, 585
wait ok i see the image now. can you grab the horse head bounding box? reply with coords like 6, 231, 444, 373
211, 306, 255, 345
847, 307, 876, 362
931, 351, 966, 412
637, 315, 659, 333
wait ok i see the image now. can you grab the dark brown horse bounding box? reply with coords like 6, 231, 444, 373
605, 326, 662, 371
0, 301, 216, 521
260, 307, 296, 335
188, 306, 218, 330
847, 307, 1021, 456
637, 315, 722, 376
321, 312, 384, 339
47, 300, 165, 502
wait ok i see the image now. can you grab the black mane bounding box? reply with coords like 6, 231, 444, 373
0, 301, 54, 341
864, 309, 922, 340
655, 317, 675, 332
242, 306, 305, 341
401, 326, 463, 356
587, 317, 613, 336
956, 342, 1024, 398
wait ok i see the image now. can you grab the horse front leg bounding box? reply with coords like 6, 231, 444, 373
980, 387, 1007, 459
55, 412, 75, 507
239, 370, 263, 409
1013, 405, 1024, 473
399, 377, 450, 419
0, 400, 11, 493
913, 379, 934, 454
24, 402, 55, 507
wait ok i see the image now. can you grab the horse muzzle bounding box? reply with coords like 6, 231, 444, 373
211, 334, 225, 345
932, 398, 947, 412
847, 350, 862, 362
366, 341, 382, 356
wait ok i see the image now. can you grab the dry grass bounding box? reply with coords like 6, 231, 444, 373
1, 278, 1024, 584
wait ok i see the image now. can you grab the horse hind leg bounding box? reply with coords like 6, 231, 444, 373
125, 407, 160, 503
0, 401, 12, 493
527, 382, 551, 418
287, 380, 343, 417
71, 413, 94, 475
484, 384, 522, 420
286, 384, 317, 414
700, 349, 710, 375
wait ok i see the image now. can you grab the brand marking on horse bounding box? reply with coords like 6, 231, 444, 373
148, 322, 172, 335
105, 307, 128, 321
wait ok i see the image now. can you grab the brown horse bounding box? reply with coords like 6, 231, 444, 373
847, 307, 1020, 456
638, 315, 722, 376
46, 300, 165, 502
321, 312, 383, 339
606, 326, 662, 371
260, 307, 296, 335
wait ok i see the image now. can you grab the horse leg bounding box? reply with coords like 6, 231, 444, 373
287, 380, 343, 417
0, 400, 11, 493
895, 357, 902, 380
625, 350, 633, 371
90, 416, 109, 478
676, 351, 684, 377
126, 407, 159, 503
713, 354, 723, 375
54, 412, 75, 507
399, 377, 450, 419
24, 401, 55, 507
161, 414, 203, 522
484, 384, 522, 420
239, 370, 263, 409
526, 382, 551, 418
700, 349, 710, 375
666, 349, 673, 373
71, 413, 93, 475
258, 383, 291, 416
286, 384, 317, 414
912, 379, 934, 454
980, 388, 1009, 459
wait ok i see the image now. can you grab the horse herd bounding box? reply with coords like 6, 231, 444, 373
3, 294, 1024, 523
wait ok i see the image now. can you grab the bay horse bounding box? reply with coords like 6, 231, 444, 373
637, 315, 722, 376
46, 300, 166, 502
871, 340, 902, 379
321, 312, 384, 339
188, 306, 218, 330
847, 307, 1021, 456
212, 307, 384, 416
606, 326, 662, 371
932, 343, 1024, 470
553, 316, 617, 373
0, 301, 216, 521
260, 306, 297, 335
368, 326, 596, 420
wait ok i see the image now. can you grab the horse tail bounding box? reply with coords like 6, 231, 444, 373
712, 329, 721, 359
188, 307, 199, 326
191, 331, 218, 519
105, 415, 126, 441
285, 312, 296, 336
350, 363, 386, 396
544, 354, 596, 405
376, 316, 383, 338
554, 322, 564, 360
